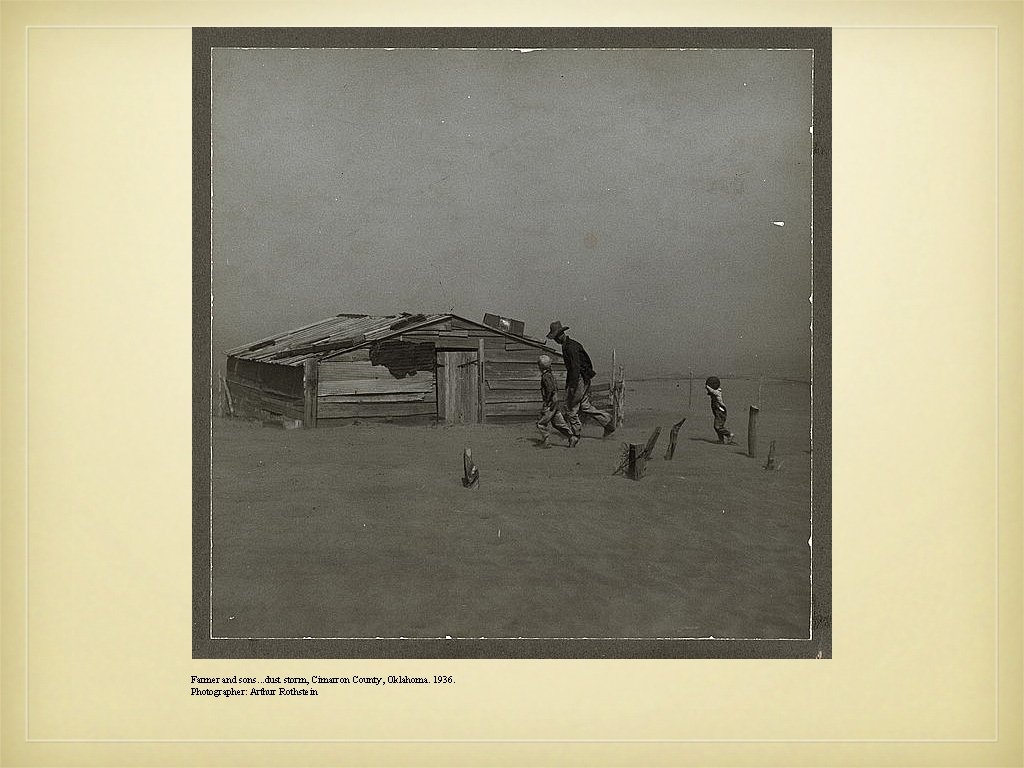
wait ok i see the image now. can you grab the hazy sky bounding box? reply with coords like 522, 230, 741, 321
212, 47, 813, 378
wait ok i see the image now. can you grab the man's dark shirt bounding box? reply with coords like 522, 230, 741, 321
560, 336, 596, 393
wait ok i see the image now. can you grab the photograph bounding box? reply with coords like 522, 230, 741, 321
194, 28, 831, 658
4, 2, 1020, 763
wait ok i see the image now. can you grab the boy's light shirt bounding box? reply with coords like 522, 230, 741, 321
706, 386, 726, 410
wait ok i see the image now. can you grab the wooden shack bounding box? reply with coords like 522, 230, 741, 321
223, 312, 609, 427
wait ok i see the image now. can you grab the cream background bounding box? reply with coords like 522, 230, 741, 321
1, 1, 1020, 766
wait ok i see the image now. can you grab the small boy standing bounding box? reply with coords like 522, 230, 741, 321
705, 376, 735, 444
537, 355, 572, 445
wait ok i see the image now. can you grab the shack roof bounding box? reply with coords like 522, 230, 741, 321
226, 312, 560, 366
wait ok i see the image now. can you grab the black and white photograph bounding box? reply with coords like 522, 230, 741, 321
7, 0, 1024, 759
193, 28, 831, 658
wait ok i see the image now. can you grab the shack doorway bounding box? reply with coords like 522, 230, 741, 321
436, 350, 481, 423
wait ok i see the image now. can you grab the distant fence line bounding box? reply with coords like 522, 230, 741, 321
633, 374, 811, 386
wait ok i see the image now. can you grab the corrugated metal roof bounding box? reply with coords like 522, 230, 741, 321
227, 312, 559, 366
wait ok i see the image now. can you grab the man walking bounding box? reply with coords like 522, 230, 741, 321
545, 320, 614, 447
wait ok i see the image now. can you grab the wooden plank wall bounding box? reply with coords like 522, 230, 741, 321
317, 346, 436, 422
478, 331, 566, 420
225, 357, 305, 421
441, 317, 619, 421
475, 336, 613, 421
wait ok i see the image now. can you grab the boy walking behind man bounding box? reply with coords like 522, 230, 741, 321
536, 355, 572, 445
705, 376, 735, 443
546, 321, 614, 447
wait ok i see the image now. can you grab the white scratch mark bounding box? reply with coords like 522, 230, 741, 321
772, 221, 785, 227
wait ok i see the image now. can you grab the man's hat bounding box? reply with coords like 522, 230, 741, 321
546, 320, 569, 339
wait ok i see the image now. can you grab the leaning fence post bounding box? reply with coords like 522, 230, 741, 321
665, 418, 686, 460
220, 373, 234, 417
462, 447, 479, 489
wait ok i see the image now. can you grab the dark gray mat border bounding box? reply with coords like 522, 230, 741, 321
193, 26, 831, 660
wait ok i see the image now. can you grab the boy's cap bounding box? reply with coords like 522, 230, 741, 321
537, 355, 552, 368
546, 320, 569, 339
705, 376, 721, 389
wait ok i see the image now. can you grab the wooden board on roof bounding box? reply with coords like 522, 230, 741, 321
402, 328, 469, 338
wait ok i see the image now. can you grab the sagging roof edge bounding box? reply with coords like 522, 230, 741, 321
226, 313, 562, 365
321, 313, 562, 361
224, 313, 366, 357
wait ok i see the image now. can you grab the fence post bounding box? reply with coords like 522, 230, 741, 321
747, 405, 760, 458
477, 339, 486, 423
618, 366, 626, 427
611, 349, 618, 426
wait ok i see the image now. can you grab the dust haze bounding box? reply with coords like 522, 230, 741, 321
212, 47, 813, 379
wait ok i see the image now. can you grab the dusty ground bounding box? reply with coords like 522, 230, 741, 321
211, 378, 812, 640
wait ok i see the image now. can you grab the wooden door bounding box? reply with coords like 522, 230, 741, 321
437, 350, 480, 423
